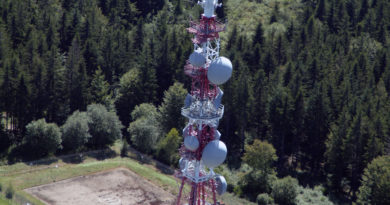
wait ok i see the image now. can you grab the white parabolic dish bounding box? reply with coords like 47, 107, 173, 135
201, 140, 227, 168
215, 175, 227, 195
207, 57, 233, 85
189, 50, 206, 67
184, 135, 199, 151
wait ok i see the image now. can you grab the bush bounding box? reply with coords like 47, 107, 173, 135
25, 119, 62, 157
357, 155, 390, 205
128, 103, 161, 154
242, 140, 277, 174
271, 176, 298, 205
237, 170, 277, 201
61, 111, 91, 151
87, 104, 123, 148
5, 184, 14, 199
296, 186, 333, 205
257, 193, 274, 205
156, 128, 182, 166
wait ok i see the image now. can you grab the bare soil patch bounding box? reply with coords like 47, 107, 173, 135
25, 168, 175, 205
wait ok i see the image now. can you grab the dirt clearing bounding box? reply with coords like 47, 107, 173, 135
25, 168, 175, 205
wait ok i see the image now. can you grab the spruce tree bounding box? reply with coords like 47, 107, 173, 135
315, 0, 326, 21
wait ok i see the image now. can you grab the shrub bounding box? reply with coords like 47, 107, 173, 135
87, 104, 123, 148
296, 186, 333, 205
5, 184, 14, 199
61, 111, 91, 151
156, 128, 182, 166
25, 119, 62, 157
237, 170, 277, 201
257, 193, 274, 205
271, 176, 298, 205
128, 103, 161, 154
357, 155, 390, 205
242, 140, 277, 174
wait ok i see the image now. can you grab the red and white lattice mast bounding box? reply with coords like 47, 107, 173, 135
176, 1, 233, 205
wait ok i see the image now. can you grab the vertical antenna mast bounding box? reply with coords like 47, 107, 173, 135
176, 1, 232, 205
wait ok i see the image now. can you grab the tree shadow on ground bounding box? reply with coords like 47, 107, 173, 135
88, 149, 117, 161
7, 144, 59, 165
61, 154, 85, 164
155, 162, 175, 175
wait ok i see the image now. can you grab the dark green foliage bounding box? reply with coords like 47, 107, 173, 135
87, 104, 123, 148
256, 193, 274, 205
242, 140, 277, 175
25, 119, 62, 157
237, 171, 277, 201
158, 82, 187, 133
90, 68, 113, 109
115, 68, 143, 128
5, 184, 13, 199
357, 155, 390, 205
315, 0, 326, 21
128, 103, 161, 154
61, 111, 91, 151
271, 176, 299, 205
302, 86, 329, 174
156, 128, 182, 166
0, 122, 10, 153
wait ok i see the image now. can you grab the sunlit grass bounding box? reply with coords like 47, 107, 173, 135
0, 197, 10, 205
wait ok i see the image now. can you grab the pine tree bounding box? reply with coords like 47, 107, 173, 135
0, 65, 13, 131
303, 85, 329, 174
358, 0, 369, 22
15, 75, 29, 133
315, 0, 326, 21
90, 68, 112, 108
346, 0, 357, 30
327, 0, 336, 33
66, 34, 88, 112
253, 22, 265, 46
138, 38, 158, 104
326, 112, 350, 194
251, 69, 268, 140
291, 90, 305, 169
268, 85, 294, 173
158, 82, 187, 134
262, 50, 276, 78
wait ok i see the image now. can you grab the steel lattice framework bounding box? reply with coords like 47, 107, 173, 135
176, 1, 230, 205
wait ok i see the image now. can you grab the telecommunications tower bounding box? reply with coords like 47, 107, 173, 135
176, 0, 233, 205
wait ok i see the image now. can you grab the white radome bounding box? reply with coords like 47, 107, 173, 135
184, 135, 199, 151
201, 140, 227, 168
215, 175, 227, 195
189, 49, 206, 67
207, 57, 233, 85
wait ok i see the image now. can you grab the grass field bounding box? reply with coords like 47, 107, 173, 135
0, 197, 10, 205
0, 144, 255, 205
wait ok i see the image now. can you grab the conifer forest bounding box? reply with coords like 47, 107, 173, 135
0, 0, 390, 204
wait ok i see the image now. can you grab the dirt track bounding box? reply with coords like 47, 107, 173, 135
25, 168, 175, 205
